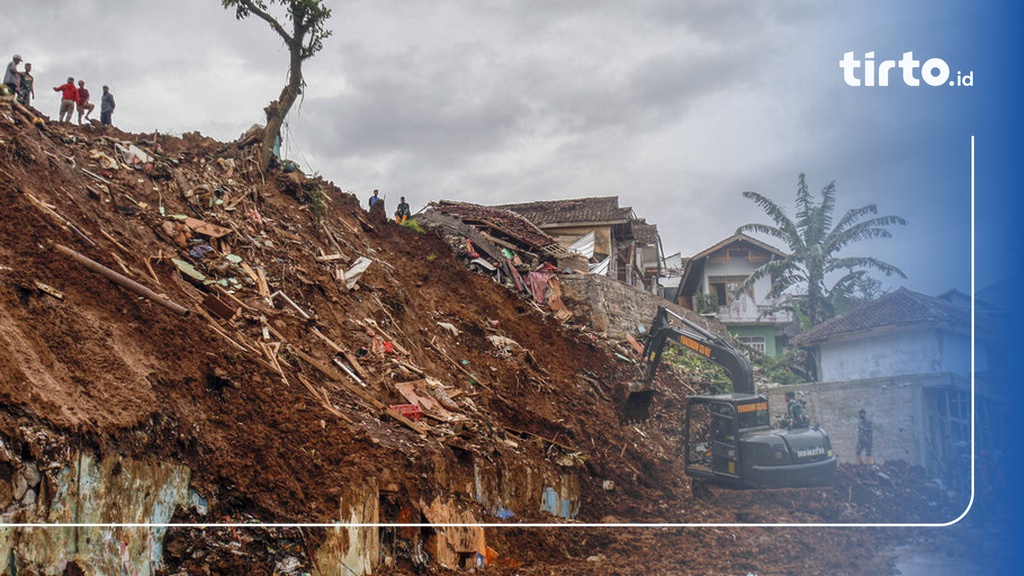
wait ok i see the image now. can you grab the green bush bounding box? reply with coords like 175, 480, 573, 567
695, 293, 719, 314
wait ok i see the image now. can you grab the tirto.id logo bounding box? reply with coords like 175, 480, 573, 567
840, 51, 973, 87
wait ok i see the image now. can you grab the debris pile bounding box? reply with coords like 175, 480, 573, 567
0, 99, 975, 575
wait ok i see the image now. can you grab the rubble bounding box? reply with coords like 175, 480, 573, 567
0, 99, 979, 575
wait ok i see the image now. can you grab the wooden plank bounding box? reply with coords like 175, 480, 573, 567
296, 374, 353, 424
184, 216, 233, 239
289, 347, 384, 410
202, 292, 239, 321
310, 327, 373, 381
625, 333, 645, 356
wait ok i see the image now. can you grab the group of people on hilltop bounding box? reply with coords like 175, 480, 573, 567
4, 54, 115, 126
366, 189, 412, 224
3, 54, 33, 105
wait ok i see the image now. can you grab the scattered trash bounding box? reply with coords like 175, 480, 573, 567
189, 244, 214, 259
437, 322, 461, 336
341, 256, 373, 290
115, 142, 154, 166
89, 149, 120, 170
389, 403, 427, 424
172, 258, 206, 282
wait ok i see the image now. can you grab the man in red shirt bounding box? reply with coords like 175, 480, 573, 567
76, 80, 95, 124
53, 77, 78, 123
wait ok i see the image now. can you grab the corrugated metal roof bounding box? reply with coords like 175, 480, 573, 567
567, 231, 595, 259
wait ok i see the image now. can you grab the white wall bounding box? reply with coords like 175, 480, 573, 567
819, 329, 950, 381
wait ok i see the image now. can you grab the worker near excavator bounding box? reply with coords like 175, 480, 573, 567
781, 391, 809, 430
53, 77, 78, 123
855, 409, 874, 465
394, 196, 411, 223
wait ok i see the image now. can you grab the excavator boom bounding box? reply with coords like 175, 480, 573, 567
625, 307, 752, 418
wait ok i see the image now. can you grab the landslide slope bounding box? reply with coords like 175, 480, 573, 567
0, 102, 974, 575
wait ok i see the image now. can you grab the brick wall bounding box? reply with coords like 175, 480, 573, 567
764, 373, 962, 467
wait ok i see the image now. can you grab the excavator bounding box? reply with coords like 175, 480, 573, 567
627, 306, 837, 488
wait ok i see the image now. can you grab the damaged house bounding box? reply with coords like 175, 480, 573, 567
492, 196, 663, 294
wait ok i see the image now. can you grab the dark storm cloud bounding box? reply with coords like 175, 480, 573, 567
4, 0, 974, 292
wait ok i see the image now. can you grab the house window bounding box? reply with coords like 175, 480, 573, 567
738, 336, 766, 353
708, 275, 752, 305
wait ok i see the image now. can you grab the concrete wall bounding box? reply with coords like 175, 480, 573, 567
559, 273, 725, 339
818, 329, 972, 381
765, 373, 964, 469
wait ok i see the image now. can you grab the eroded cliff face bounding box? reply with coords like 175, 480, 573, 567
1, 449, 189, 575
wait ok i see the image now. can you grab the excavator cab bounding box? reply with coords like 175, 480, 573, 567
685, 398, 738, 480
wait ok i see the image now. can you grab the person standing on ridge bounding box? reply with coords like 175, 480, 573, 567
3, 54, 22, 95
76, 80, 95, 124
53, 77, 78, 123
368, 189, 387, 222
100, 85, 115, 126
16, 62, 34, 106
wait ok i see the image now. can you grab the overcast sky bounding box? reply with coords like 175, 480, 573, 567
4, 1, 983, 293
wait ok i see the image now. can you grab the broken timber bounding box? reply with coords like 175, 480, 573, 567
54, 244, 190, 316
289, 346, 428, 434
413, 209, 505, 263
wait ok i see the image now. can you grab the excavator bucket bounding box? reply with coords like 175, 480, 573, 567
623, 381, 656, 421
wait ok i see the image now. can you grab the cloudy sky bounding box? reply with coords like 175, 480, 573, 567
5, 1, 988, 293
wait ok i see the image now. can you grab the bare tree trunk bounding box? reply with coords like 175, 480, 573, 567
259, 49, 304, 171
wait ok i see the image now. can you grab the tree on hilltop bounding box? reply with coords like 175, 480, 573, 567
221, 0, 332, 171
737, 173, 908, 328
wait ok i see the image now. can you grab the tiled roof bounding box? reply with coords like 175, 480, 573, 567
633, 220, 660, 245
431, 200, 560, 250
791, 287, 970, 346
494, 196, 633, 226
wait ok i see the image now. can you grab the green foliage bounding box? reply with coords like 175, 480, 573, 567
222, 0, 333, 59
695, 292, 718, 315
399, 219, 425, 233
737, 174, 907, 326
306, 183, 330, 222
661, 347, 732, 394
751, 349, 803, 385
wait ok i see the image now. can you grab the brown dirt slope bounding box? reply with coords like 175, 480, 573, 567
0, 101, 975, 575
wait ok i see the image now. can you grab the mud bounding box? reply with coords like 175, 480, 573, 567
0, 101, 981, 574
